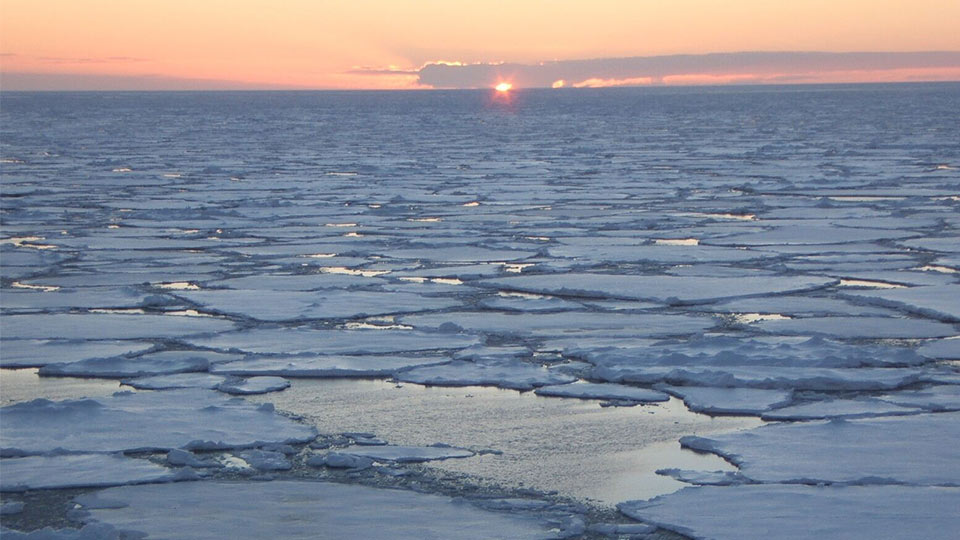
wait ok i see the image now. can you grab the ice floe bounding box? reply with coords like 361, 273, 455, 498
187, 328, 480, 355
0, 340, 154, 368
480, 273, 836, 304
397, 360, 576, 390
337, 445, 475, 463
74, 481, 554, 539
534, 382, 669, 403
211, 355, 449, 378
121, 373, 227, 390
660, 386, 793, 415
39, 350, 238, 378
216, 376, 290, 395
2, 313, 236, 340
681, 413, 960, 485
619, 485, 960, 540
1, 389, 315, 455
0, 454, 184, 491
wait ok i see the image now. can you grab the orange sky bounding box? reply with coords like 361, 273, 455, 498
2, 0, 959, 89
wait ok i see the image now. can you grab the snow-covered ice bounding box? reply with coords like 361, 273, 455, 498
619, 485, 960, 540
397, 359, 577, 390
660, 386, 793, 415
74, 481, 554, 539
680, 413, 960, 485
216, 376, 290, 395
0, 389, 315, 455
210, 355, 450, 377
337, 445, 475, 463
534, 382, 669, 403
480, 273, 836, 304
0, 454, 184, 491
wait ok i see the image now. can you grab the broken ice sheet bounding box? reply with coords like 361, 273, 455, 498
759, 398, 921, 421
0, 340, 154, 368
172, 289, 460, 321
681, 412, 960, 485
660, 386, 793, 415
0, 454, 185, 492
1, 313, 236, 340
754, 316, 956, 339
479, 273, 836, 304
0, 389, 315, 455
76, 481, 554, 539
210, 355, 450, 378
337, 445, 474, 463
534, 382, 669, 403
39, 350, 240, 378
397, 359, 576, 391
401, 311, 713, 338
841, 284, 960, 322
619, 485, 960, 540
121, 373, 227, 390
216, 376, 290, 395
187, 327, 480, 355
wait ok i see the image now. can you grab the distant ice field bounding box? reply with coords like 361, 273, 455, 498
1, 84, 958, 538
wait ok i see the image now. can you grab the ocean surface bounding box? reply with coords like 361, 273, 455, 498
1, 83, 959, 539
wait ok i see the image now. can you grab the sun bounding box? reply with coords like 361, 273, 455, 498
494, 82, 513, 93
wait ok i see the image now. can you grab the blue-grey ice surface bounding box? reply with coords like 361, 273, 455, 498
1, 85, 958, 538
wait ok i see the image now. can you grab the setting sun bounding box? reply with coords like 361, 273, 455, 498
495, 82, 513, 92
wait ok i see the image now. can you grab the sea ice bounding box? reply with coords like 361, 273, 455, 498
659, 386, 793, 415
918, 338, 960, 360
1, 313, 236, 340
338, 445, 474, 463
0, 454, 183, 491
1, 389, 315, 455
75, 481, 553, 539
841, 285, 960, 322
760, 398, 921, 421
216, 376, 290, 395
401, 311, 713, 337
0, 340, 154, 368
479, 273, 836, 304
534, 382, 669, 403
397, 359, 576, 390
39, 350, 227, 378
187, 327, 480, 355
754, 316, 956, 339
879, 385, 960, 412
210, 355, 450, 377
681, 412, 960, 485
121, 373, 227, 390
619, 485, 960, 540
235, 449, 291, 471
173, 289, 458, 321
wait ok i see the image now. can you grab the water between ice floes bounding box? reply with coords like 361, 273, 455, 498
248, 378, 761, 505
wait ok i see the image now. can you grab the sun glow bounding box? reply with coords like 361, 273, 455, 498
495, 82, 513, 92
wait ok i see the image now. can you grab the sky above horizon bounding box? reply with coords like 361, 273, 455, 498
2, 0, 960, 90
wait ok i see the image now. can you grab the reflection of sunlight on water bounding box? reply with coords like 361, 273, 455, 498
305, 253, 338, 258
462, 201, 480, 207
325, 223, 357, 227
251, 379, 761, 505
408, 217, 442, 223
344, 322, 414, 330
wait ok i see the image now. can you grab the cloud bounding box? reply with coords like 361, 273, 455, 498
408, 51, 960, 88
0, 72, 299, 91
